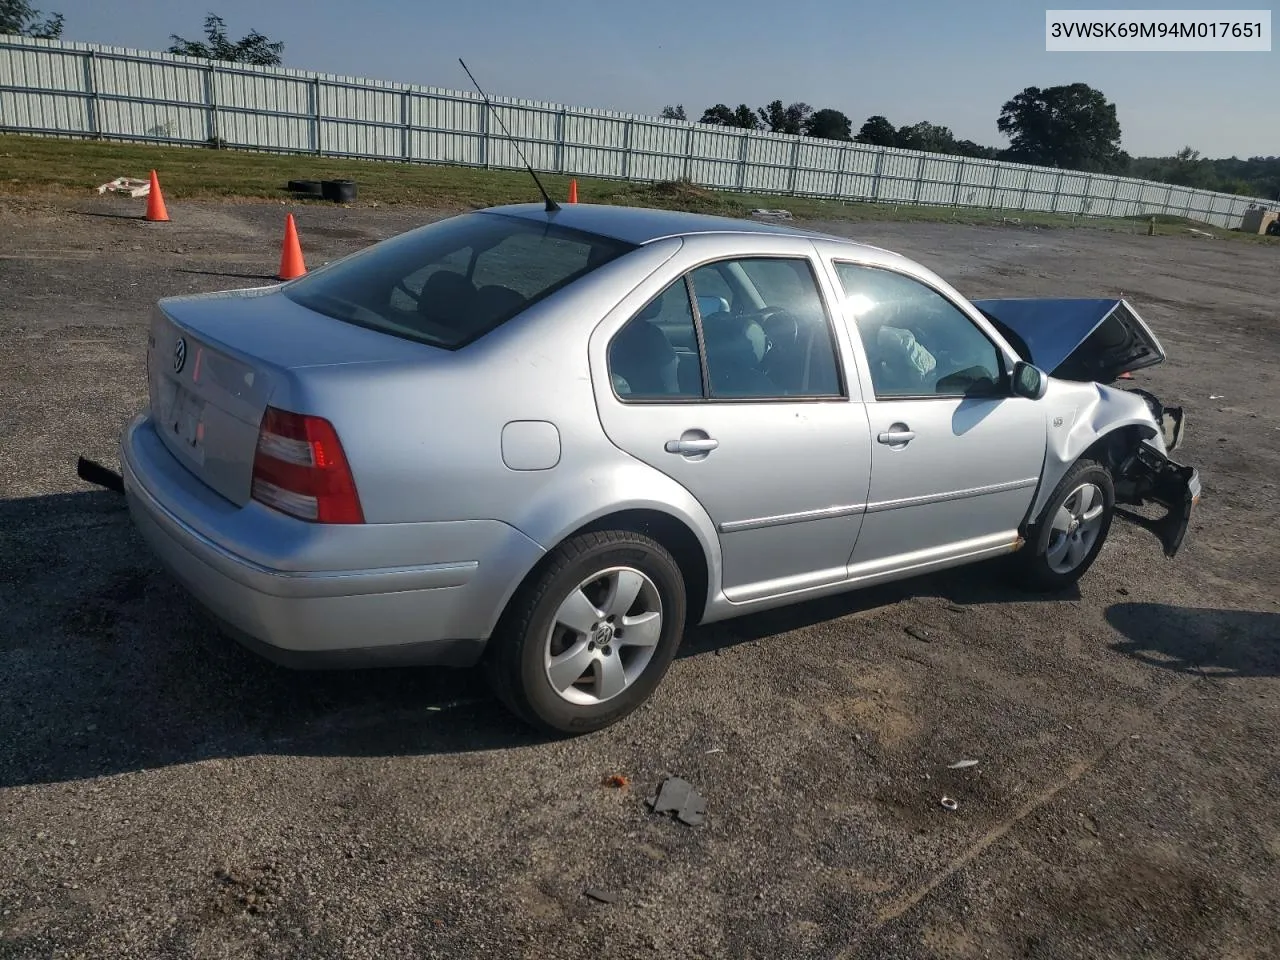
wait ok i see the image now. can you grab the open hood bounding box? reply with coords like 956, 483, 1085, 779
971, 297, 1166, 385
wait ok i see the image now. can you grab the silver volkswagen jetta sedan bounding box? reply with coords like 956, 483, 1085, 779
119, 203, 1199, 733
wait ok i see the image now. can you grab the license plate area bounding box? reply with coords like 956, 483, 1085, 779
156, 376, 207, 466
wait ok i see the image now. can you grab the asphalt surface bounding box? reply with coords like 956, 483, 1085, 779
1, 193, 1278, 960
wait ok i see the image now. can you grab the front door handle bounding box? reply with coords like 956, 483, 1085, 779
877, 424, 916, 446
665, 437, 719, 455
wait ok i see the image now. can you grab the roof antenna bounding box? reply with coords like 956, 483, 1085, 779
459, 58, 560, 213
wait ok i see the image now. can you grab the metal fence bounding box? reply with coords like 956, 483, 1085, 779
1, 34, 1271, 228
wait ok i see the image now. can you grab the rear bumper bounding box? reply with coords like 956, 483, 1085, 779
120, 415, 544, 668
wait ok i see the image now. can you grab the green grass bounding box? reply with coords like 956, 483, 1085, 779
2, 133, 1275, 242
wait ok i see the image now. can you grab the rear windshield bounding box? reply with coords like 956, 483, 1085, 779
282, 212, 636, 349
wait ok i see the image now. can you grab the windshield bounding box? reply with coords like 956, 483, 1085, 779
282, 212, 636, 349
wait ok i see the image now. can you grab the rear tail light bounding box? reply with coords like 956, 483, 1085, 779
251, 406, 364, 524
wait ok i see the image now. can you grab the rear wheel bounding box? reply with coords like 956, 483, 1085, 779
485, 531, 687, 735
1016, 458, 1115, 592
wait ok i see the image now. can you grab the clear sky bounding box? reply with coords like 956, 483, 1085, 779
44, 0, 1279, 158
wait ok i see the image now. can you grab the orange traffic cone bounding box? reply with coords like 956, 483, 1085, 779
145, 169, 170, 222
568, 178, 578, 203
277, 214, 307, 280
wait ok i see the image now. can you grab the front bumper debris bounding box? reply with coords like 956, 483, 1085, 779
1114, 441, 1200, 558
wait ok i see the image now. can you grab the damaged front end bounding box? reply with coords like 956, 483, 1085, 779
1081, 385, 1199, 560
974, 295, 1201, 559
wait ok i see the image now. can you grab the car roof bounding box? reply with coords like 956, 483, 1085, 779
480, 201, 871, 248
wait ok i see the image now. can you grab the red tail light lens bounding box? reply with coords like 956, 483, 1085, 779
251, 407, 364, 524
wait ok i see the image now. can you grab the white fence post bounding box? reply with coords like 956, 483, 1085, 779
205, 63, 219, 144
312, 77, 323, 155
622, 119, 633, 180
736, 131, 750, 192
951, 158, 964, 206
556, 109, 567, 174
83, 51, 100, 138
1050, 170, 1064, 213
401, 90, 411, 161
871, 149, 886, 202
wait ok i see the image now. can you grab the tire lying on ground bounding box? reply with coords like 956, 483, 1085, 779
321, 179, 358, 204
286, 179, 324, 198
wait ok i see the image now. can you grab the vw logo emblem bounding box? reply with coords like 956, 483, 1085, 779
173, 337, 187, 374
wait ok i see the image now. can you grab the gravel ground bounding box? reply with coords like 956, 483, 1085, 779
1, 194, 1278, 960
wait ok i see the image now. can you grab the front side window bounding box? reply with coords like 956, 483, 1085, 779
283, 212, 635, 350
833, 262, 1004, 399
608, 257, 844, 402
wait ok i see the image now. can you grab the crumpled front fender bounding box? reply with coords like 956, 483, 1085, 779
1026, 380, 1162, 524
1027, 378, 1199, 558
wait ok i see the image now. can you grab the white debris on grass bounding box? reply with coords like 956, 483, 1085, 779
96, 177, 150, 198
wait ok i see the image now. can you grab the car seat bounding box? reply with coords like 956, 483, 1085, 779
702, 314, 777, 397
610, 317, 680, 397
417, 270, 477, 332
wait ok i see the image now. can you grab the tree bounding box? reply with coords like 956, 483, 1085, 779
0, 0, 64, 38
854, 115, 897, 147
895, 121, 956, 153
731, 104, 758, 130
997, 83, 1126, 172
952, 139, 1001, 160
803, 108, 852, 141
699, 103, 759, 130
168, 13, 284, 65
1162, 146, 1219, 188
660, 104, 686, 121
757, 99, 812, 135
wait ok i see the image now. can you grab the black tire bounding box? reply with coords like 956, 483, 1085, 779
1016, 458, 1116, 593
321, 179, 358, 203
286, 179, 323, 197
485, 530, 687, 735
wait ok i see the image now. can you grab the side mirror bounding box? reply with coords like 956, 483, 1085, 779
1011, 361, 1048, 400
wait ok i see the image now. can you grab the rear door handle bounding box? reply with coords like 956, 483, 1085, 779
877, 425, 916, 445
665, 438, 719, 455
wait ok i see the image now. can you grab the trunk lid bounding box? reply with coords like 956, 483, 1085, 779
146, 286, 434, 506
971, 297, 1166, 384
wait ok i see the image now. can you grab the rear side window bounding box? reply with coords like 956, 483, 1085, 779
283, 212, 635, 350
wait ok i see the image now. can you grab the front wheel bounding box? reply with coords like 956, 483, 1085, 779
484, 530, 687, 735
1016, 458, 1115, 592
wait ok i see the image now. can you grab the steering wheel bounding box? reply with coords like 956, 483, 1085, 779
742, 307, 795, 355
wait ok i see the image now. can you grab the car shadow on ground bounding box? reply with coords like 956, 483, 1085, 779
1106, 602, 1280, 678
0, 487, 1080, 788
